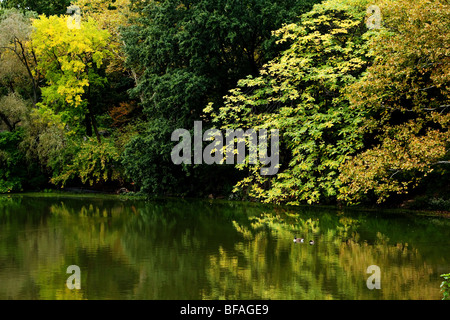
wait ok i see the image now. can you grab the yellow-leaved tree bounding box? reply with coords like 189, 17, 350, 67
31, 13, 123, 188
73, 0, 138, 78
31, 14, 112, 142
338, 0, 450, 204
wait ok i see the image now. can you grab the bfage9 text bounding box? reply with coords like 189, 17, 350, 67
225, 304, 269, 315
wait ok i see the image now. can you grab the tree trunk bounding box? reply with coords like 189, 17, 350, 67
90, 111, 101, 144
85, 112, 93, 137
0, 112, 14, 132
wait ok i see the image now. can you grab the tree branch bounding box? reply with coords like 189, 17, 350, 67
0, 111, 14, 132
424, 104, 450, 112
432, 161, 450, 165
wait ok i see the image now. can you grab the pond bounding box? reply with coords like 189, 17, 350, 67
0, 194, 449, 300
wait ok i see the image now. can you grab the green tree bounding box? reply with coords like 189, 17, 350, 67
0, 129, 25, 192
50, 136, 123, 188
121, 0, 321, 196
0, 0, 71, 15
206, 0, 373, 205
0, 9, 46, 193
0, 127, 46, 193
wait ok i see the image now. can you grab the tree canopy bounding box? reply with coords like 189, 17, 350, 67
338, 0, 450, 204
207, 0, 449, 205
0, 0, 448, 209
121, 0, 321, 195
1, 0, 71, 15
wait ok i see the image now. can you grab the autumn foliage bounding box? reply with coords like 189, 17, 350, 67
0, 0, 448, 207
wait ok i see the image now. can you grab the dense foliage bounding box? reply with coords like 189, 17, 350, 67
120, 0, 321, 195
206, 0, 372, 204
442, 273, 450, 300
207, 0, 449, 206
0, 0, 448, 208
1, 0, 71, 15
339, 0, 450, 204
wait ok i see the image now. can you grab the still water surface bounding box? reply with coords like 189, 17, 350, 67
0, 194, 449, 300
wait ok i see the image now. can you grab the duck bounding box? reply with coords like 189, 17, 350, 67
293, 237, 304, 243
309, 240, 315, 245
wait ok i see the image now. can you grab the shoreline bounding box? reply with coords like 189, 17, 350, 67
2, 190, 449, 219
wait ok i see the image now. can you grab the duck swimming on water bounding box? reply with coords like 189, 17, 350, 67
293, 237, 304, 243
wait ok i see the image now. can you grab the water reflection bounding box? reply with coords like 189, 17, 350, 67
0, 195, 449, 300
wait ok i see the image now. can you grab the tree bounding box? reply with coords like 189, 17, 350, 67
31, 14, 112, 142
74, 0, 136, 76
121, 0, 321, 195
0, 0, 71, 15
0, 10, 32, 131
206, 0, 374, 205
0, 9, 40, 107
28, 14, 129, 189
0, 93, 28, 132
338, 0, 450, 204
73, 0, 141, 131
0, 9, 46, 193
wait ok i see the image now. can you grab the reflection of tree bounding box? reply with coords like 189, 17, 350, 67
1, 196, 449, 299
118, 200, 255, 299
202, 210, 445, 300
202, 211, 334, 299
339, 234, 437, 299
0, 196, 138, 299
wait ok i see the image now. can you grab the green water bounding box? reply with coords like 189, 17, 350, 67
0, 194, 449, 300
